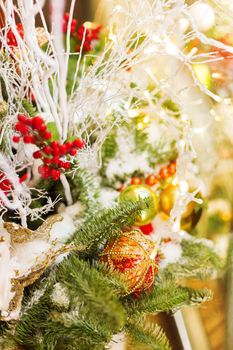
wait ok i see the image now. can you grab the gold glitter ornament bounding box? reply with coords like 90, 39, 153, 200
160, 184, 203, 232
100, 229, 159, 296
119, 185, 159, 226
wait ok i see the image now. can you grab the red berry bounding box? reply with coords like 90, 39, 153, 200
130, 177, 142, 185
17, 114, 28, 123
44, 146, 52, 155
52, 147, 60, 156
49, 168, 56, 177
167, 162, 176, 176
63, 162, 71, 170
23, 135, 35, 144
63, 22, 68, 33
71, 20, 77, 34
73, 138, 85, 149
70, 149, 77, 156
15, 123, 29, 135
19, 173, 28, 183
26, 118, 33, 126
39, 124, 47, 133
140, 223, 154, 236
51, 141, 59, 148
159, 167, 169, 180
50, 168, 60, 181
0, 178, 12, 192
83, 41, 92, 52
44, 158, 51, 165
65, 141, 72, 150
13, 135, 20, 143
59, 144, 67, 155
53, 170, 61, 181
51, 156, 59, 165
38, 165, 50, 179
33, 150, 42, 159
32, 116, 44, 130
64, 12, 70, 22
145, 174, 158, 186
42, 131, 52, 140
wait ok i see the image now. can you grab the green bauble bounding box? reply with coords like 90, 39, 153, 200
120, 185, 159, 226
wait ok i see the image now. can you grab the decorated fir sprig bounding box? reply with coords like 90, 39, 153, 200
0, 0, 231, 349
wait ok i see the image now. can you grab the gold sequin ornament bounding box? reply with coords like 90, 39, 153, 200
100, 229, 159, 296
119, 185, 159, 226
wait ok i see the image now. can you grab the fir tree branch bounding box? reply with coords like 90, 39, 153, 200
7, 255, 128, 350
125, 275, 212, 316
102, 132, 118, 163
70, 199, 149, 255
165, 239, 222, 280
68, 169, 100, 214
55, 256, 127, 333
126, 318, 171, 350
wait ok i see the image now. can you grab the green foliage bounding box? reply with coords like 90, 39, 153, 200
7, 255, 128, 350
70, 199, 150, 255
181, 239, 222, 278
102, 132, 118, 163
162, 99, 180, 118
126, 318, 171, 350
0, 77, 8, 101
68, 168, 100, 214
163, 239, 222, 281
56, 257, 127, 331
149, 140, 178, 165
125, 274, 212, 317
135, 128, 149, 152
22, 99, 38, 117
46, 122, 60, 141
0, 220, 220, 350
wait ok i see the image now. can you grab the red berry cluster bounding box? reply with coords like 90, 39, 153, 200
77, 23, 102, 52
13, 114, 85, 181
6, 23, 24, 48
129, 161, 177, 187
63, 13, 102, 52
63, 12, 77, 34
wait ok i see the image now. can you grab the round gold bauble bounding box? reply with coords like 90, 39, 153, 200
119, 185, 159, 226
160, 184, 203, 232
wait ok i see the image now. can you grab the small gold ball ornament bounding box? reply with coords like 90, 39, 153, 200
160, 184, 203, 232
120, 185, 159, 226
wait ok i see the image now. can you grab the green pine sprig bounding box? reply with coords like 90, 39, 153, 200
126, 318, 171, 350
